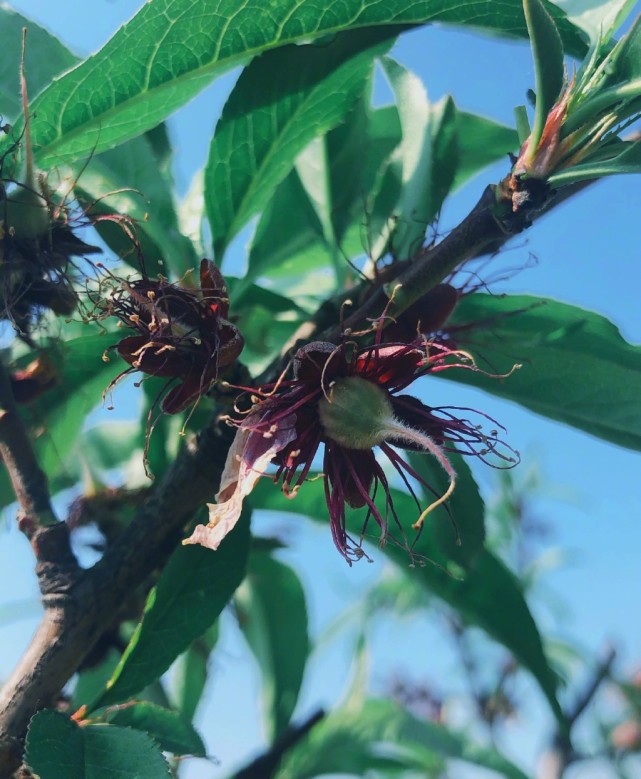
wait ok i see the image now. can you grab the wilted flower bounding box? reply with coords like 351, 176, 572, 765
185, 334, 516, 563
102, 259, 244, 414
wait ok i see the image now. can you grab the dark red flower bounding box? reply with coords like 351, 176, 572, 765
103, 260, 243, 413
185, 333, 516, 563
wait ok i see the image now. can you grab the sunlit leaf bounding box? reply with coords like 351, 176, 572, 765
381, 58, 458, 258
91, 511, 250, 709
523, 0, 565, 157
13, 0, 585, 167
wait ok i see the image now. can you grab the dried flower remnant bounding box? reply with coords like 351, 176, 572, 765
185, 335, 517, 563
101, 259, 244, 414
0, 31, 104, 339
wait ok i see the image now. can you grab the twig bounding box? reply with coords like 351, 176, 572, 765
0, 361, 58, 531
537, 645, 617, 779
0, 414, 235, 775
0, 168, 605, 775
232, 709, 326, 779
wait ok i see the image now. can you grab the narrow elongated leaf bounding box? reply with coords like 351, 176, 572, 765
25, 710, 170, 779
295, 136, 347, 286
170, 623, 219, 720
276, 698, 529, 779
236, 551, 310, 742
446, 293, 641, 451
16, 0, 585, 169
106, 701, 206, 756
206, 28, 396, 259
381, 58, 458, 258
548, 138, 641, 186
455, 112, 519, 188
92, 511, 250, 709
607, 12, 641, 82
249, 479, 562, 722
524, 0, 565, 156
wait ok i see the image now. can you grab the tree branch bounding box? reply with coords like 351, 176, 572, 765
0, 361, 58, 532
232, 709, 326, 779
0, 413, 234, 775
0, 168, 605, 776
537, 645, 617, 779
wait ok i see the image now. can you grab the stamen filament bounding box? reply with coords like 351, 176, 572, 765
383, 418, 457, 529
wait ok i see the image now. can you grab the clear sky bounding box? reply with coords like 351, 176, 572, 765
1, 2, 640, 777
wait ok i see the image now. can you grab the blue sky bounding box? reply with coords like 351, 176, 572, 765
1, 2, 640, 777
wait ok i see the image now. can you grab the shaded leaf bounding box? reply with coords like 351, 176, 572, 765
106, 701, 206, 756
92, 511, 250, 709
170, 623, 219, 721
381, 58, 458, 258
548, 138, 641, 186
276, 698, 529, 779
446, 293, 641, 451
0, 334, 123, 511
235, 550, 310, 742
250, 478, 562, 722
0, 7, 77, 122
25, 710, 170, 779
206, 28, 396, 259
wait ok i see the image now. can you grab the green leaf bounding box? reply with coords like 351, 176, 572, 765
170, 623, 219, 721
235, 550, 310, 742
241, 168, 328, 300
106, 701, 206, 756
18, 0, 586, 169
607, 12, 641, 82
276, 698, 529, 779
407, 452, 485, 570
73, 650, 122, 712
92, 511, 250, 709
0, 7, 77, 122
250, 478, 562, 722
523, 0, 565, 157
206, 28, 396, 260
560, 0, 637, 44
548, 137, 641, 186
25, 710, 170, 779
381, 58, 458, 258
243, 102, 402, 297
446, 293, 641, 451
454, 112, 519, 189
74, 133, 198, 278
0, 333, 123, 511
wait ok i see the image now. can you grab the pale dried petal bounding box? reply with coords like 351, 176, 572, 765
183, 413, 297, 550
